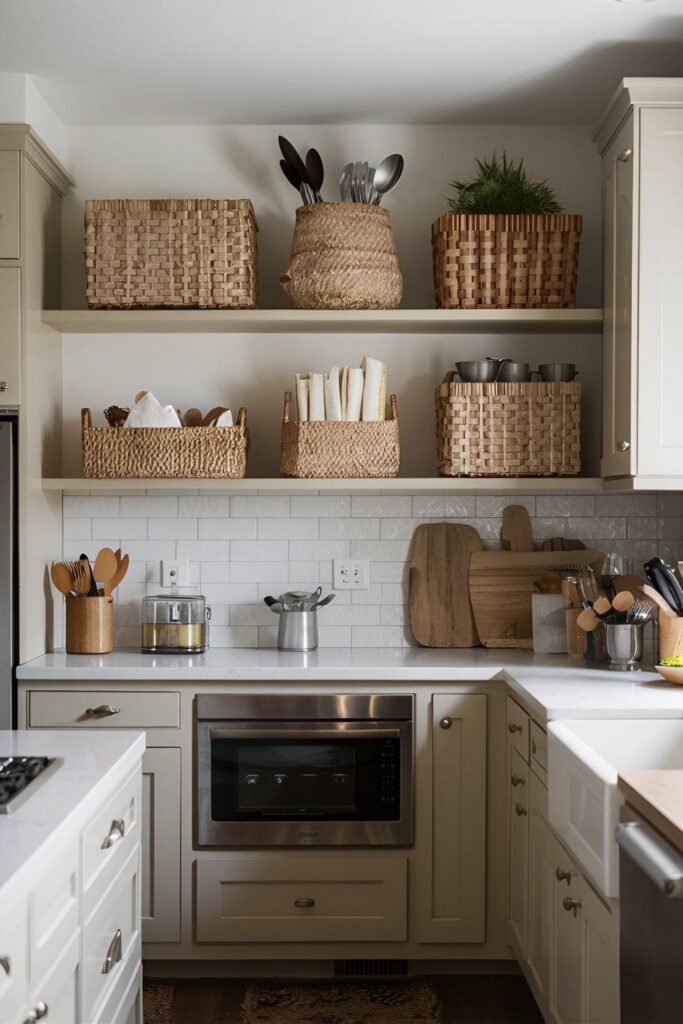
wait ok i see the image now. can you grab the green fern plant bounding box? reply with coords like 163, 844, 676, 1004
447, 152, 563, 215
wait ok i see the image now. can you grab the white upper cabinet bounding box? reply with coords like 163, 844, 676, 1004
598, 79, 683, 482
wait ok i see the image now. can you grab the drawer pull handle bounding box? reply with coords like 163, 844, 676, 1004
102, 929, 122, 975
556, 867, 572, 885
24, 1003, 48, 1023
101, 819, 125, 850
0, 956, 9, 976
294, 898, 315, 909
515, 803, 528, 817
508, 723, 523, 734
510, 774, 525, 787
439, 717, 452, 730
563, 896, 582, 917
85, 705, 120, 718
0, 383, 7, 393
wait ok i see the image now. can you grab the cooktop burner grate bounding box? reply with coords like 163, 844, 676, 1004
0, 756, 59, 813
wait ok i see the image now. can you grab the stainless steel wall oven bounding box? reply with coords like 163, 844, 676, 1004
195, 693, 414, 846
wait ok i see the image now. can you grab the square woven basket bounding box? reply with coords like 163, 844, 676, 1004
281, 392, 400, 478
81, 408, 248, 479
436, 380, 580, 477
85, 199, 258, 309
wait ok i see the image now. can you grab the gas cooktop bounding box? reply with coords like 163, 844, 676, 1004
0, 756, 60, 814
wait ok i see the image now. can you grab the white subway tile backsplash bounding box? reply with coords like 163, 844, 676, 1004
63, 488, 679, 650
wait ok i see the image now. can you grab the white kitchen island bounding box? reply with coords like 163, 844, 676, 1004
0, 730, 145, 1024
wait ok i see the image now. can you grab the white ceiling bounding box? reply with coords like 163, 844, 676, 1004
2, 0, 683, 125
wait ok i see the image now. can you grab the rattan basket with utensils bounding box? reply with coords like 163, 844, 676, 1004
432, 213, 582, 309
281, 392, 400, 478
82, 408, 248, 479
85, 199, 258, 309
280, 202, 402, 310
436, 380, 580, 477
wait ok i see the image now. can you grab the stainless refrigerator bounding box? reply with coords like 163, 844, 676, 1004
0, 417, 17, 729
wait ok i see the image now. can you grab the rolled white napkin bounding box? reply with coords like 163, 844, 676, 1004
345, 367, 364, 422
340, 367, 349, 420
215, 409, 234, 427
124, 391, 182, 428
325, 367, 342, 421
296, 373, 309, 422
308, 373, 325, 421
361, 357, 386, 421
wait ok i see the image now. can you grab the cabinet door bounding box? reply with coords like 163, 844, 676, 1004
580, 879, 619, 1024
548, 828, 583, 1024
637, 106, 683, 476
526, 773, 552, 1019
0, 151, 20, 259
26, 929, 80, 1024
141, 747, 181, 943
601, 112, 635, 477
0, 266, 20, 405
0, 894, 26, 1024
417, 693, 487, 943
507, 748, 529, 957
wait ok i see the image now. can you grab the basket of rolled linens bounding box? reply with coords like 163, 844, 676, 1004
85, 199, 258, 309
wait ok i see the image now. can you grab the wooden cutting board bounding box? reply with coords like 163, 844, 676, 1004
501, 505, 533, 552
469, 549, 605, 649
409, 523, 483, 647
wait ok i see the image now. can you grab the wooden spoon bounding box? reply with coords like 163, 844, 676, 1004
577, 608, 599, 632
50, 562, 73, 597
612, 590, 635, 614
183, 408, 202, 427
105, 554, 129, 596
93, 548, 118, 589
593, 596, 612, 617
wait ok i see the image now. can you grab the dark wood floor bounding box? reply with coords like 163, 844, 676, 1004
144, 974, 544, 1024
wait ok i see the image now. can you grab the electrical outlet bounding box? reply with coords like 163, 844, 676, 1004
333, 559, 370, 590
161, 559, 189, 587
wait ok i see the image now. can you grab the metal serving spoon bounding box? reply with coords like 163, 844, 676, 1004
371, 153, 404, 205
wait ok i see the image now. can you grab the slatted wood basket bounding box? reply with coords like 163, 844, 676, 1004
435, 380, 581, 477
85, 199, 258, 309
281, 392, 400, 478
81, 408, 248, 479
432, 214, 582, 309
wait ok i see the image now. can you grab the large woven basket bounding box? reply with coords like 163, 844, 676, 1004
280, 203, 402, 310
82, 408, 248, 479
85, 199, 258, 309
281, 393, 400, 478
436, 380, 580, 477
432, 213, 581, 309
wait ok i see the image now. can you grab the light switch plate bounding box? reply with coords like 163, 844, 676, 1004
333, 559, 370, 590
161, 559, 189, 587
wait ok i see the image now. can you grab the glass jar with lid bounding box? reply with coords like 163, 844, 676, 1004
141, 592, 210, 653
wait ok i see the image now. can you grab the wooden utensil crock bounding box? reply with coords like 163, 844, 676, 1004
658, 610, 683, 662
66, 595, 113, 654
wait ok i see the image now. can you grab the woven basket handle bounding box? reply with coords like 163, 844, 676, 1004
81, 408, 93, 430
389, 394, 398, 421
283, 392, 292, 424
236, 407, 247, 431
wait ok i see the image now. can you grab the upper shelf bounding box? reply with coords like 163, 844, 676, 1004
42, 308, 604, 335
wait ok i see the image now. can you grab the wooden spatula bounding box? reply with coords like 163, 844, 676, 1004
501, 505, 533, 552
105, 554, 129, 596
93, 548, 118, 590
50, 562, 73, 597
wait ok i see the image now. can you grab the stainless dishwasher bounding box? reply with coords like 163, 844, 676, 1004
617, 811, 683, 1024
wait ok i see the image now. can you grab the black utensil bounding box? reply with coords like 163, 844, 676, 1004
278, 136, 312, 190
279, 158, 301, 191
643, 557, 683, 614
305, 148, 324, 197
79, 552, 100, 597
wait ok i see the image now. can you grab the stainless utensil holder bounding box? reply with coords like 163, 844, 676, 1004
277, 610, 319, 652
604, 623, 643, 671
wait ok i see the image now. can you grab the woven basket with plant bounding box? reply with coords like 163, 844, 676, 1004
432, 152, 581, 309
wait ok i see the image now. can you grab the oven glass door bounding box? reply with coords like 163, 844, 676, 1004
210, 723, 401, 824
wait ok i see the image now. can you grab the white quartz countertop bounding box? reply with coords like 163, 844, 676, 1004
0, 729, 145, 902
17, 647, 683, 721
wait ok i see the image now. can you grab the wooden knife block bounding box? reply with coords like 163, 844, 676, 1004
658, 610, 683, 662
66, 595, 114, 654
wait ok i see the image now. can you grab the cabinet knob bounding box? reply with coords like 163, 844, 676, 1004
84, 704, 120, 718
617, 440, 631, 452
563, 896, 582, 917
0, 382, 7, 393
556, 867, 572, 885
24, 1003, 48, 1024
101, 818, 125, 850
0, 956, 9, 976
439, 717, 453, 730
508, 723, 523, 734
510, 774, 525, 787
294, 898, 315, 909
515, 803, 528, 817
618, 148, 633, 162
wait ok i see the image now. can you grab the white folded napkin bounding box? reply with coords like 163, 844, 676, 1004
324, 367, 342, 421
309, 373, 325, 421
340, 367, 349, 420
215, 409, 234, 427
124, 392, 182, 428
296, 373, 309, 422
361, 357, 386, 421
345, 367, 364, 421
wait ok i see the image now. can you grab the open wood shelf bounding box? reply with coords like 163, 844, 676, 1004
42, 477, 609, 494
42, 308, 604, 335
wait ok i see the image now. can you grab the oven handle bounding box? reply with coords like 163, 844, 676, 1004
617, 821, 683, 898
209, 726, 402, 741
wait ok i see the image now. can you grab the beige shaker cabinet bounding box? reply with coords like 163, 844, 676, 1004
141, 747, 182, 944
598, 80, 683, 482
0, 266, 21, 405
0, 150, 20, 259
507, 747, 530, 959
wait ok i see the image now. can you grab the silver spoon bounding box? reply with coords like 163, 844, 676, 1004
371, 153, 404, 205
339, 163, 353, 202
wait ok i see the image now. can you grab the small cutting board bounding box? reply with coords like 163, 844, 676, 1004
409, 523, 483, 647
469, 548, 605, 649
501, 505, 533, 552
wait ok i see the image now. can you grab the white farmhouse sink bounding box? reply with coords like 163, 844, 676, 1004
548, 718, 683, 898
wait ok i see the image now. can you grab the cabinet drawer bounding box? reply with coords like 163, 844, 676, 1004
83, 844, 141, 1024
195, 857, 407, 943
28, 837, 78, 988
507, 696, 530, 761
28, 928, 80, 1024
530, 722, 548, 774
0, 151, 20, 258
27, 689, 180, 729
83, 767, 141, 918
